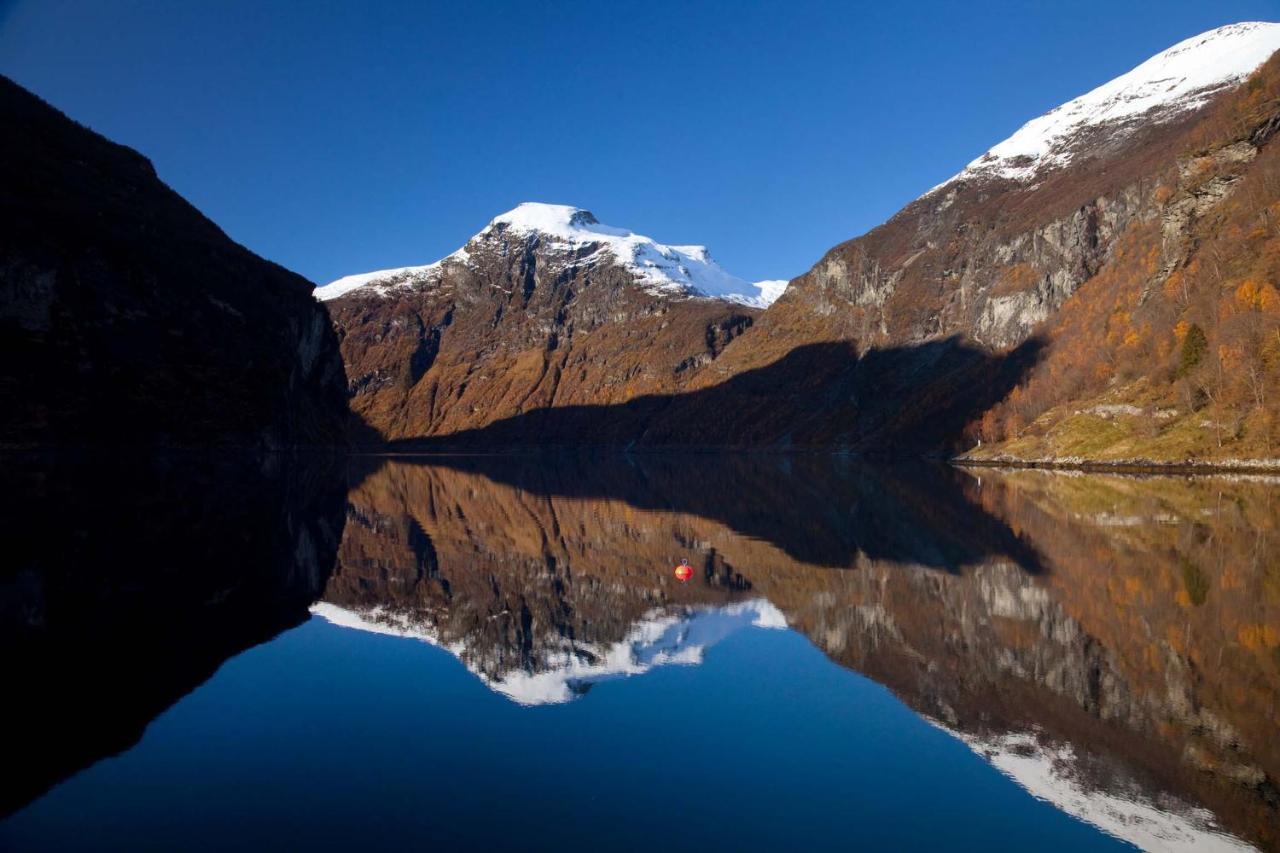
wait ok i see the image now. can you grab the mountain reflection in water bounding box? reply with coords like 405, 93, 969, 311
0, 452, 346, 816
2, 453, 1278, 851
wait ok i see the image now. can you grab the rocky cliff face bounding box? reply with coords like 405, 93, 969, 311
321, 204, 758, 442
713, 21, 1280, 461
0, 76, 348, 448
965, 43, 1280, 462
713, 24, 1280, 357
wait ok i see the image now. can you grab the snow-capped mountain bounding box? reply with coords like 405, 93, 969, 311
321, 201, 761, 443
937, 22, 1280, 188
315, 202, 787, 307
706, 19, 1280, 404
310, 599, 787, 705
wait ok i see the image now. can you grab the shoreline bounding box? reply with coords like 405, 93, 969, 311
952, 455, 1280, 476
9, 443, 1280, 477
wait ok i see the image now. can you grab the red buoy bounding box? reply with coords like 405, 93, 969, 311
674, 562, 693, 582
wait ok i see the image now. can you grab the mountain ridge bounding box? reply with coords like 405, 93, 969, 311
934, 21, 1280, 189
317, 202, 788, 308
669, 21, 1280, 461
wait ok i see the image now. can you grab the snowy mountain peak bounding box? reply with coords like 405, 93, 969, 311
936, 21, 1280, 188
486, 201, 603, 233
315, 202, 788, 307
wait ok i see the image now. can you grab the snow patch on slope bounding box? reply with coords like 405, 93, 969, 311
315, 202, 786, 307
313, 263, 439, 302
313, 247, 471, 301
936, 22, 1280, 189
310, 598, 786, 706
739, 279, 790, 308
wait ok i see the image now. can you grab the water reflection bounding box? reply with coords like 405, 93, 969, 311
2, 453, 1277, 851
321, 456, 1279, 851
0, 453, 346, 815
313, 598, 787, 705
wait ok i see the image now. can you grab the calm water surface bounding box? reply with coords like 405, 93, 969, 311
2, 454, 1277, 851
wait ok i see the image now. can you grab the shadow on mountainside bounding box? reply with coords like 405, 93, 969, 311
379, 336, 1045, 452
349, 451, 1045, 575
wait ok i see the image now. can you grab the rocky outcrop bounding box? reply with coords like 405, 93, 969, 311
709, 55, 1246, 375
963, 55, 1280, 463
0, 76, 348, 448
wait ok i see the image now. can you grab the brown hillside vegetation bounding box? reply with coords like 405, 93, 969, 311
968, 53, 1280, 462
326, 228, 756, 443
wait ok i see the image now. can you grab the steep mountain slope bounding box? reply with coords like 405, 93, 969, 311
945, 22, 1280, 187
321, 203, 759, 441
0, 76, 348, 448
700, 22, 1280, 459
713, 22, 1280, 356
966, 42, 1280, 463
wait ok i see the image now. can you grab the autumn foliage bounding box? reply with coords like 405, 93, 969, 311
971, 52, 1280, 457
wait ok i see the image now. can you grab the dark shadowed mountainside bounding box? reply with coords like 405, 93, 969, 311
0, 76, 348, 448
382, 336, 1042, 451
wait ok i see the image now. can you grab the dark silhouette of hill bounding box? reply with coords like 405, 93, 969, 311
0, 76, 348, 448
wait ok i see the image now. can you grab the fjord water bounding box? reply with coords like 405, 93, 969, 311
2, 456, 1277, 851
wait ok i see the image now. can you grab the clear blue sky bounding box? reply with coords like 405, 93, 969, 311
2, 0, 1277, 285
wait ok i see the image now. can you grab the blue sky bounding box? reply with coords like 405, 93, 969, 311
2, 0, 1277, 285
